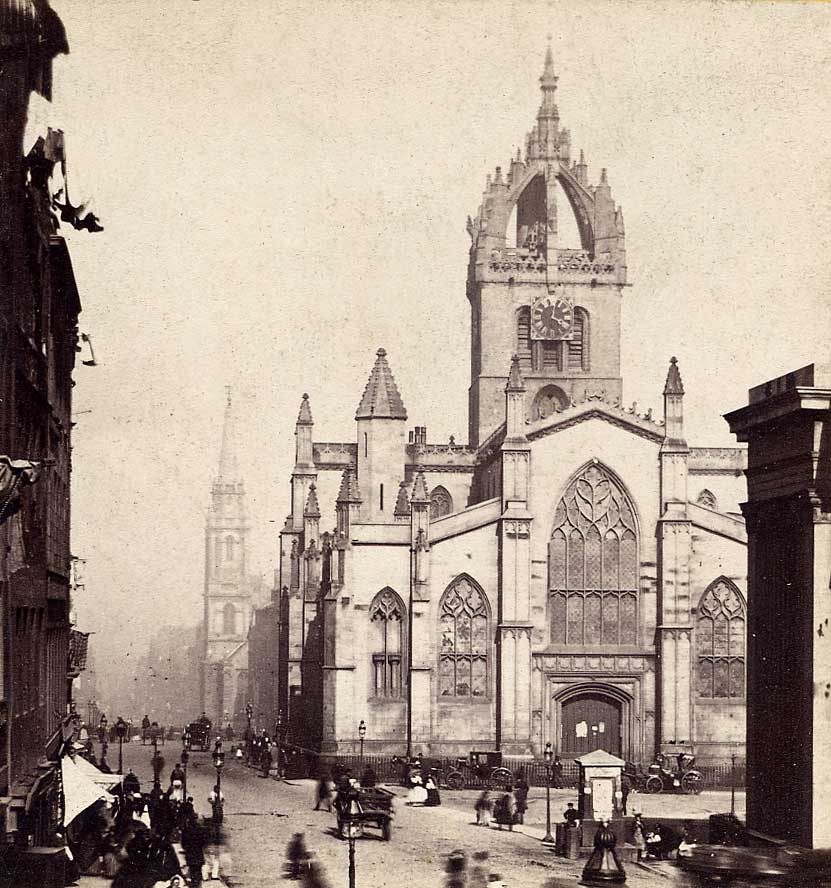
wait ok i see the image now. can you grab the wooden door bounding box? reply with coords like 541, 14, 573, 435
560, 694, 621, 756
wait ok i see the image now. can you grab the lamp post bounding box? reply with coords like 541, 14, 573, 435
543, 742, 555, 845
730, 748, 737, 816
358, 720, 366, 767
181, 738, 190, 798
115, 717, 128, 773
245, 701, 253, 762
212, 737, 225, 795
275, 709, 285, 778
342, 786, 362, 888
98, 714, 108, 746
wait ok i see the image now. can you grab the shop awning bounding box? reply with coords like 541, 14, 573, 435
73, 755, 121, 790
61, 756, 114, 826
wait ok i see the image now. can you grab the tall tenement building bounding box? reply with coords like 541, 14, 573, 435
270, 49, 749, 765
1, 0, 89, 865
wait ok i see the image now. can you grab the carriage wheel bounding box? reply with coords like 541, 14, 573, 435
681, 772, 702, 795
489, 768, 513, 791
646, 775, 663, 794
445, 771, 465, 790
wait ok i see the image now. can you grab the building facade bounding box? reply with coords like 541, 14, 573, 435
726, 363, 831, 848
0, 0, 88, 855
274, 50, 749, 764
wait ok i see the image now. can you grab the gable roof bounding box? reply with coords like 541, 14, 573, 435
526, 400, 665, 445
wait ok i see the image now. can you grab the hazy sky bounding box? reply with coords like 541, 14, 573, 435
44, 0, 830, 711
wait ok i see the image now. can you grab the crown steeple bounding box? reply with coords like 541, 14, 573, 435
538, 38, 559, 117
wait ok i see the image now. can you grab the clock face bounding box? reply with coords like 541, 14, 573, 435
531, 294, 574, 340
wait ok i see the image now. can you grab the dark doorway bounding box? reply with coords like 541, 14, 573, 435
560, 693, 621, 756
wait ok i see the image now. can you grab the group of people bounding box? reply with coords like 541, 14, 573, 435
473, 771, 529, 829
67, 761, 226, 887
405, 769, 441, 807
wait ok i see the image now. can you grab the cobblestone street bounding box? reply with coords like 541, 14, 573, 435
77, 743, 741, 888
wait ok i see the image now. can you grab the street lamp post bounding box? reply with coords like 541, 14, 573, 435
181, 740, 190, 798
245, 701, 253, 762
358, 720, 366, 767
212, 737, 225, 795
115, 717, 128, 774
342, 786, 362, 888
730, 748, 737, 816
275, 709, 285, 778
543, 742, 554, 845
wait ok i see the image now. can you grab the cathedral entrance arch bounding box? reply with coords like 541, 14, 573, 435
561, 693, 621, 756
549, 682, 633, 759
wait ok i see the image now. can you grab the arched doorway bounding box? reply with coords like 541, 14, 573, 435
561, 693, 622, 757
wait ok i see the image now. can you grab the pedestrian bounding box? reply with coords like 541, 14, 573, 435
553, 755, 564, 789
359, 764, 377, 788
621, 772, 632, 816
152, 749, 165, 785
260, 745, 273, 778
286, 832, 309, 880
301, 856, 333, 888
474, 790, 492, 827
445, 849, 467, 888
123, 769, 140, 796
513, 773, 529, 825
180, 812, 205, 887
406, 771, 427, 805
141, 715, 150, 745
494, 785, 516, 831
424, 772, 441, 807
314, 773, 333, 811
170, 761, 185, 786
563, 802, 579, 827
632, 813, 646, 861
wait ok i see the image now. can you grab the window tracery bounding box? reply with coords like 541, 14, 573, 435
548, 464, 638, 646
370, 588, 404, 697
430, 486, 453, 520
439, 576, 489, 698
696, 579, 745, 699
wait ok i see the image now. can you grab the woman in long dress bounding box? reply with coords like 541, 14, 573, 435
406, 772, 427, 806
424, 774, 441, 807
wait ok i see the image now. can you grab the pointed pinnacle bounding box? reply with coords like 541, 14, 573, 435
394, 480, 411, 517
411, 469, 430, 504
297, 392, 313, 425
664, 356, 685, 396
355, 348, 407, 420
304, 483, 321, 518
507, 353, 525, 392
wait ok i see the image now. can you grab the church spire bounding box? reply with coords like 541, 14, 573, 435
217, 386, 240, 483
538, 37, 559, 117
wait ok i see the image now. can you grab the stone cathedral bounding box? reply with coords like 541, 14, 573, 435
274, 49, 748, 763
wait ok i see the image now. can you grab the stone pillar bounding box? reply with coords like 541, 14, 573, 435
726, 362, 831, 848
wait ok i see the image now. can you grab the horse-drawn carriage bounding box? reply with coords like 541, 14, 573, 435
444, 751, 513, 790
643, 753, 703, 794
336, 786, 396, 841
183, 719, 212, 752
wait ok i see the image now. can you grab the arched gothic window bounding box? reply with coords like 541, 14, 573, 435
370, 588, 404, 697
567, 309, 589, 370
549, 463, 639, 646
225, 535, 235, 561
430, 486, 453, 520
696, 489, 718, 511
439, 576, 489, 698
696, 578, 745, 699
222, 602, 236, 636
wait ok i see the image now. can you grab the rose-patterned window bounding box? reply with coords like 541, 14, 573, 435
696, 578, 745, 699
370, 588, 404, 697
439, 576, 489, 698
430, 486, 453, 520
549, 463, 638, 646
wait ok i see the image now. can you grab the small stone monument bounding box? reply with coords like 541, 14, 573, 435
580, 819, 626, 884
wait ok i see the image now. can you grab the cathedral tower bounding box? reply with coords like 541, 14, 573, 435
202, 387, 251, 726
467, 44, 627, 446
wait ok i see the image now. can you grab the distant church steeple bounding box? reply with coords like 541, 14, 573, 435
202, 386, 251, 726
